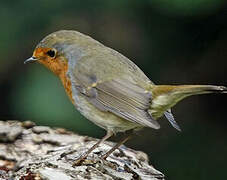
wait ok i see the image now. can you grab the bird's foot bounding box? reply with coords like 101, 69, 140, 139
72, 150, 110, 166
72, 155, 86, 166
72, 156, 99, 167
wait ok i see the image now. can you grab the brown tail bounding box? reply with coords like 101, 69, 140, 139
149, 85, 226, 130
152, 85, 226, 98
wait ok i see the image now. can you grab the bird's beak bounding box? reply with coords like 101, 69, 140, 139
24, 57, 38, 64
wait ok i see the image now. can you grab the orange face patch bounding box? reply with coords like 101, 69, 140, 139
32, 47, 74, 104
33, 47, 59, 74
33, 47, 54, 60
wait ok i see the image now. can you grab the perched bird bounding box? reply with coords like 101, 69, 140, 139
25, 30, 226, 164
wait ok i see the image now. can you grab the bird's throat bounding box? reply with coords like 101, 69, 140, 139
59, 70, 74, 105
39, 59, 74, 104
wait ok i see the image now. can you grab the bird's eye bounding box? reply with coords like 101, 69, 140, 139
46, 50, 56, 58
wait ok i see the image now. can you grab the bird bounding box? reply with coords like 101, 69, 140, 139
24, 30, 226, 165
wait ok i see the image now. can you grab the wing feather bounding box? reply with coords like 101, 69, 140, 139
74, 74, 160, 129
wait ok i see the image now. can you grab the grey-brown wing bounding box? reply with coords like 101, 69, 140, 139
74, 75, 160, 129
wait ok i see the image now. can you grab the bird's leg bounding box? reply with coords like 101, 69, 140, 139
101, 129, 134, 160
73, 130, 113, 166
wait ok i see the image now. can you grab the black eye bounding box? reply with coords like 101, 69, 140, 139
46, 50, 56, 58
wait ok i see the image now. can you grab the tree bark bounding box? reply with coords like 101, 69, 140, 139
0, 120, 164, 180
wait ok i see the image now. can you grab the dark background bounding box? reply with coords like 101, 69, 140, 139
0, 1, 226, 179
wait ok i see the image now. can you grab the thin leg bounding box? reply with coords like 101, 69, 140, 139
101, 130, 134, 160
73, 130, 113, 166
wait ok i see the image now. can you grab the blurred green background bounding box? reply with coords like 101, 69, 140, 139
0, 0, 226, 179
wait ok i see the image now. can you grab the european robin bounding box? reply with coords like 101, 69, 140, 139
24, 30, 226, 164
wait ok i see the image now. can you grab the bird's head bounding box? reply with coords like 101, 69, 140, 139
24, 31, 70, 76
24, 30, 99, 75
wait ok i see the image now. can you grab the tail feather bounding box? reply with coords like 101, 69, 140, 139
204, 86, 227, 93
164, 109, 181, 131
150, 85, 226, 130
152, 85, 227, 98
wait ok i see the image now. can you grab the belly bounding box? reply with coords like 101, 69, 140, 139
72, 91, 142, 133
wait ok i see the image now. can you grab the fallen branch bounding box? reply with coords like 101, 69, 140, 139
0, 120, 164, 180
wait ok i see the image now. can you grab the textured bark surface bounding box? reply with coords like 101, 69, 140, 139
0, 120, 164, 180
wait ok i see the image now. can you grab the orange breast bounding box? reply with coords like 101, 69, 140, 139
39, 58, 74, 105
33, 47, 74, 104
59, 70, 74, 105
58, 62, 75, 105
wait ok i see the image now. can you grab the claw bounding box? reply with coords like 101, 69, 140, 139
72, 157, 96, 167
72, 158, 83, 167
